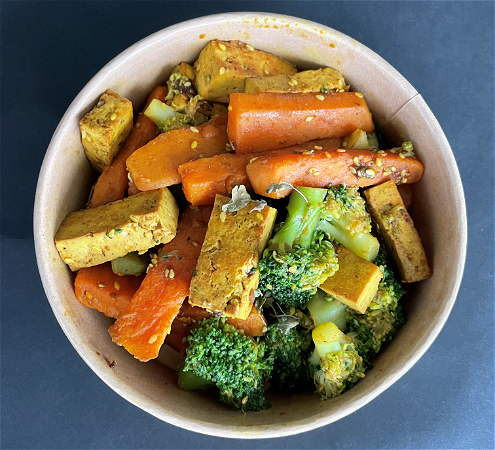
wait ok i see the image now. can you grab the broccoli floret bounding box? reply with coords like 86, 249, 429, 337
318, 185, 380, 261
259, 187, 339, 310
307, 289, 347, 331
309, 322, 365, 399
264, 324, 312, 389
183, 317, 273, 411
346, 252, 406, 369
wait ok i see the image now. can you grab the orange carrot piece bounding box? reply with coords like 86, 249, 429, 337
165, 303, 267, 355
88, 86, 168, 207
126, 114, 229, 191
227, 92, 374, 154
74, 262, 144, 319
178, 152, 255, 205
246, 147, 424, 198
108, 205, 212, 362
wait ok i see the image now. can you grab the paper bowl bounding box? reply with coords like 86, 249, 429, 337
34, 12, 467, 438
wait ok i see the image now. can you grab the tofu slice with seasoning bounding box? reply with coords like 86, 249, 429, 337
188, 194, 277, 320
55, 188, 179, 271
320, 246, 383, 314
194, 40, 297, 103
364, 180, 431, 283
244, 67, 347, 94
79, 90, 134, 172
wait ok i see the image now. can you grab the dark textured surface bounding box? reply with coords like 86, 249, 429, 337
1, 1, 493, 449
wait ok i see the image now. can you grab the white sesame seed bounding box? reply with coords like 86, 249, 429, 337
164, 269, 169, 277
314, 145, 323, 150
256, 212, 263, 220
191, 141, 198, 149
110, 112, 117, 120
325, 151, 331, 158
190, 126, 199, 133
114, 282, 120, 290
353, 157, 360, 165
264, 68, 270, 75
391, 167, 397, 172
85, 291, 93, 299
337, 148, 346, 153
148, 334, 159, 344
403, 178, 408, 183
218, 43, 226, 51
246, 44, 254, 51
316, 94, 325, 101
376, 158, 382, 167
305, 116, 314, 122
350, 167, 357, 174
399, 153, 406, 159
169, 269, 175, 279
355, 92, 363, 98
365, 168, 376, 178
220, 212, 227, 223
98, 283, 106, 289
219, 67, 226, 75
184, 81, 191, 87
86, 135, 92, 143
228, 106, 232, 111
250, 157, 258, 163
308, 167, 318, 174
81, 129, 87, 139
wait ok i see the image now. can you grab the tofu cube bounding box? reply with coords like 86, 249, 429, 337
244, 67, 346, 94
79, 90, 134, 172
320, 246, 383, 314
364, 180, 431, 283
55, 188, 179, 271
194, 40, 297, 103
188, 195, 277, 319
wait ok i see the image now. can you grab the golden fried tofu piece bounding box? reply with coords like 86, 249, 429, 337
364, 180, 431, 283
188, 195, 277, 319
244, 67, 346, 94
55, 188, 178, 271
194, 40, 297, 103
320, 246, 383, 313
79, 90, 133, 172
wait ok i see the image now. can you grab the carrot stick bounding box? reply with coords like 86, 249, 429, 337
88, 86, 168, 207
126, 114, 229, 191
246, 147, 424, 198
108, 205, 212, 362
74, 262, 144, 319
178, 152, 255, 205
227, 92, 374, 154
165, 303, 267, 354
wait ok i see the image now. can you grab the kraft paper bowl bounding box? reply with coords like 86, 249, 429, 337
34, 12, 467, 438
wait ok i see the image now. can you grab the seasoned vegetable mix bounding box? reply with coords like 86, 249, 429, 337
54, 40, 431, 411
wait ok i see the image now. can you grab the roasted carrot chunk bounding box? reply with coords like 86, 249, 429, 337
88, 86, 168, 207
126, 114, 229, 191
108, 205, 213, 362
246, 147, 424, 198
178, 152, 256, 205
227, 92, 374, 154
74, 262, 144, 319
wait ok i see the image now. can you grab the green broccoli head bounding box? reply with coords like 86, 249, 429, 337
264, 324, 312, 389
184, 317, 273, 411
319, 185, 379, 261
346, 252, 406, 369
259, 233, 338, 309
310, 341, 365, 400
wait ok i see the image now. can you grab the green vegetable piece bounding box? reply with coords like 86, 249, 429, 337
111, 252, 150, 276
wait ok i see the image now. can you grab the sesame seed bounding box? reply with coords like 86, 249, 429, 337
164, 269, 170, 277
198, 153, 204, 158
391, 167, 397, 172
314, 145, 323, 150
256, 212, 263, 220
191, 141, 198, 149
169, 269, 175, 279
128, 172, 133, 183
190, 126, 199, 133
86, 135, 92, 143
383, 171, 391, 176
350, 167, 357, 174
228, 106, 232, 111
184, 81, 191, 87
107, 229, 115, 238
98, 283, 107, 288
399, 153, 406, 159
305, 116, 314, 122
403, 178, 408, 183
355, 92, 363, 98
130, 215, 139, 223
337, 148, 346, 153
218, 42, 226, 51
242, 396, 249, 405
114, 282, 120, 290
377, 150, 386, 156
302, 150, 313, 155
313, 171, 320, 176
219, 67, 226, 75
220, 212, 227, 223
325, 151, 331, 158
290, 78, 298, 85
246, 44, 254, 51
97, 100, 105, 107
401, 169, 407, 176
191, 241, 199, 247
85, 291, 93, 299
375, 158, 382, 166
316, 94, 325, 101
365, 168, 376, 178
148, 334, 159, 344
64, 258, 74, 264
353, 157, 359, 165
288, 266, 298, 273
91, 245, 100, 253
110, 112, 117, 120
308, 167, 318, 174
250, 157, 258, 163
81, 129, 87, 139
264, 68, 270, 75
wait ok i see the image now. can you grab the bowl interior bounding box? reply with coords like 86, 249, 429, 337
34, 12, 467, 438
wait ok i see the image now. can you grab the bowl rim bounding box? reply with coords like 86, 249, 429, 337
34, 11, 468, 438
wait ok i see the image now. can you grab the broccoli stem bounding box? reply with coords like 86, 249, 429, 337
318, 220, 379, 262
270, 187, 327, 253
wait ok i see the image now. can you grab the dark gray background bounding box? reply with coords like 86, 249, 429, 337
1, 1, 493, 449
